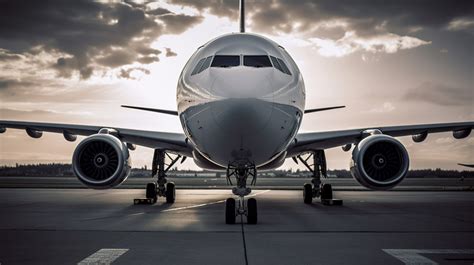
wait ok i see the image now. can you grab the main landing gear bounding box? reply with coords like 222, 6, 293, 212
225, 163, 258, 224
295, 150, 343, 206
134, 150, 183, 205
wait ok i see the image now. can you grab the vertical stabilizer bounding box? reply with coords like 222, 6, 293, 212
239, 0, 245, 33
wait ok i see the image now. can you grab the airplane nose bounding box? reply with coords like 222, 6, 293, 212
210, 68, 274, 98
209, 68, 275, 134
211, 98, 273, 135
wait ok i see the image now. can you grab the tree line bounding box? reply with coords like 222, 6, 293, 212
0, 163, 472, 178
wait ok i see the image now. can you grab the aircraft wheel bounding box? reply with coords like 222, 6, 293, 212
146, 182, 157, 201
247, 198, 258, 224
321, 183, 333, 200
225, 198, 236, 224
165, 182, 176, 203
303, 183, 313, 204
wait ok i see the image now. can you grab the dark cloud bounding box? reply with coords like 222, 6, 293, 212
159, 14, 204, 34
147, 7, 172, 16
165, 48, 178, 57
137, 55, 160, 64
0, 0, 203, 79
0, 78, 34, 90
403, 82, 473, 106
118, 67, 151, 80
169, 0, 239, 19
171, 0, 474, 38
0, 49, 22, 61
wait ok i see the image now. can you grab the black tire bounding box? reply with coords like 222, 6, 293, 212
165, 182, 176, 203
320, 183, 333, 200
225, 198, 236, 224
146, 182, 157, 200
303, 183, 313, 204
247, 198, 258, 224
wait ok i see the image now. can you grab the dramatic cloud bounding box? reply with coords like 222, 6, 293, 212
172, 0, 473, 35
0, 49, 22, 61
403, 82, 473, 106
308, 32, 430, 57
169, 0, 239, 19
446, 18, 474, 32
118, 67, 151, 80
172, 0, 473, 56
0, 0, 203, 79
165, 48, 178, 57
0, 78, 35, 90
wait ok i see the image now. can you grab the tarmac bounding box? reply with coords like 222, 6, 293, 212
0, 185, 473, 264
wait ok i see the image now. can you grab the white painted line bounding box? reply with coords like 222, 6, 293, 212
383, 249, 474, 265
162, 199, 227, 212
78, 248, 128, 265
162, 190, 271, 212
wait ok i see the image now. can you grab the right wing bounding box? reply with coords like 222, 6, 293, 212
0, 120, 192, 156
287, 121, 473, 157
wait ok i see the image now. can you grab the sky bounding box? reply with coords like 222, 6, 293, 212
0, 0, 473, 170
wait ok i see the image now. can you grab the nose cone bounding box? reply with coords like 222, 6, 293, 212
209, 68, 274, 134
211, 98, 273, 135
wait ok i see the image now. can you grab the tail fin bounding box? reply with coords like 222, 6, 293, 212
239, 0, 245, 33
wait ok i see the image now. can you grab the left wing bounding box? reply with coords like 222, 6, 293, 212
0, 120, 192, 156
287, 121, 473, 156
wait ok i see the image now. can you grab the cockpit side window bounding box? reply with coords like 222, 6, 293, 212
270, 56, 291, 75
211, 55, 240, 68
243, 55, 272, 68
270, 56, 283, 72
277, 58, 291, 75
191, 57, 206, 75
198, 56, 213, 73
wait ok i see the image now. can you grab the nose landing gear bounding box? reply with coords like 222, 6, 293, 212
296, 150, 343, 206
225, 163, 258, 224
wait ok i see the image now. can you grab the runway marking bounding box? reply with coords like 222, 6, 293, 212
162, 190, 271, 212
383, 249, 474, 264
78, 248, 128, 265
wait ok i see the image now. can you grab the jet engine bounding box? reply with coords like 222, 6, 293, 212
72, 133, 131, 189
350, 134, 409, 190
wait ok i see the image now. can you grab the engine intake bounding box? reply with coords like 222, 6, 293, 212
72, 134, 131, 189
350, 134, 409, 190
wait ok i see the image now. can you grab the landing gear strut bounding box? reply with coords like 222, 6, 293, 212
225, 162, 258, 224
134, 150, 182, 205
296, 150, 342, 206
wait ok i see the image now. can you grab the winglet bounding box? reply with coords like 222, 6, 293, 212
304, 105, 345, 114
121, 105, 178, 116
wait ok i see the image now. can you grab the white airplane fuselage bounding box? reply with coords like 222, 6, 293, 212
177, 33, 305, 170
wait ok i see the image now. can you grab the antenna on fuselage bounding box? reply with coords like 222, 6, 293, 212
239, 0, 245, 33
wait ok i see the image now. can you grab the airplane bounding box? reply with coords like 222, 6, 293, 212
0, 0, 472, 224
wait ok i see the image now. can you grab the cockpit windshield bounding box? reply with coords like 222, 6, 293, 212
211, 55, 240, 68
243, 55, 272, 68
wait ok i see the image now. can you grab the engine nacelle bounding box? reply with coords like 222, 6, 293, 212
350, 134, 409, 190
72, 134, 131, 189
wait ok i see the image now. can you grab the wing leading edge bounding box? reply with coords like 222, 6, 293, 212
287, 121, 474, 157
0, 120, 192, 156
